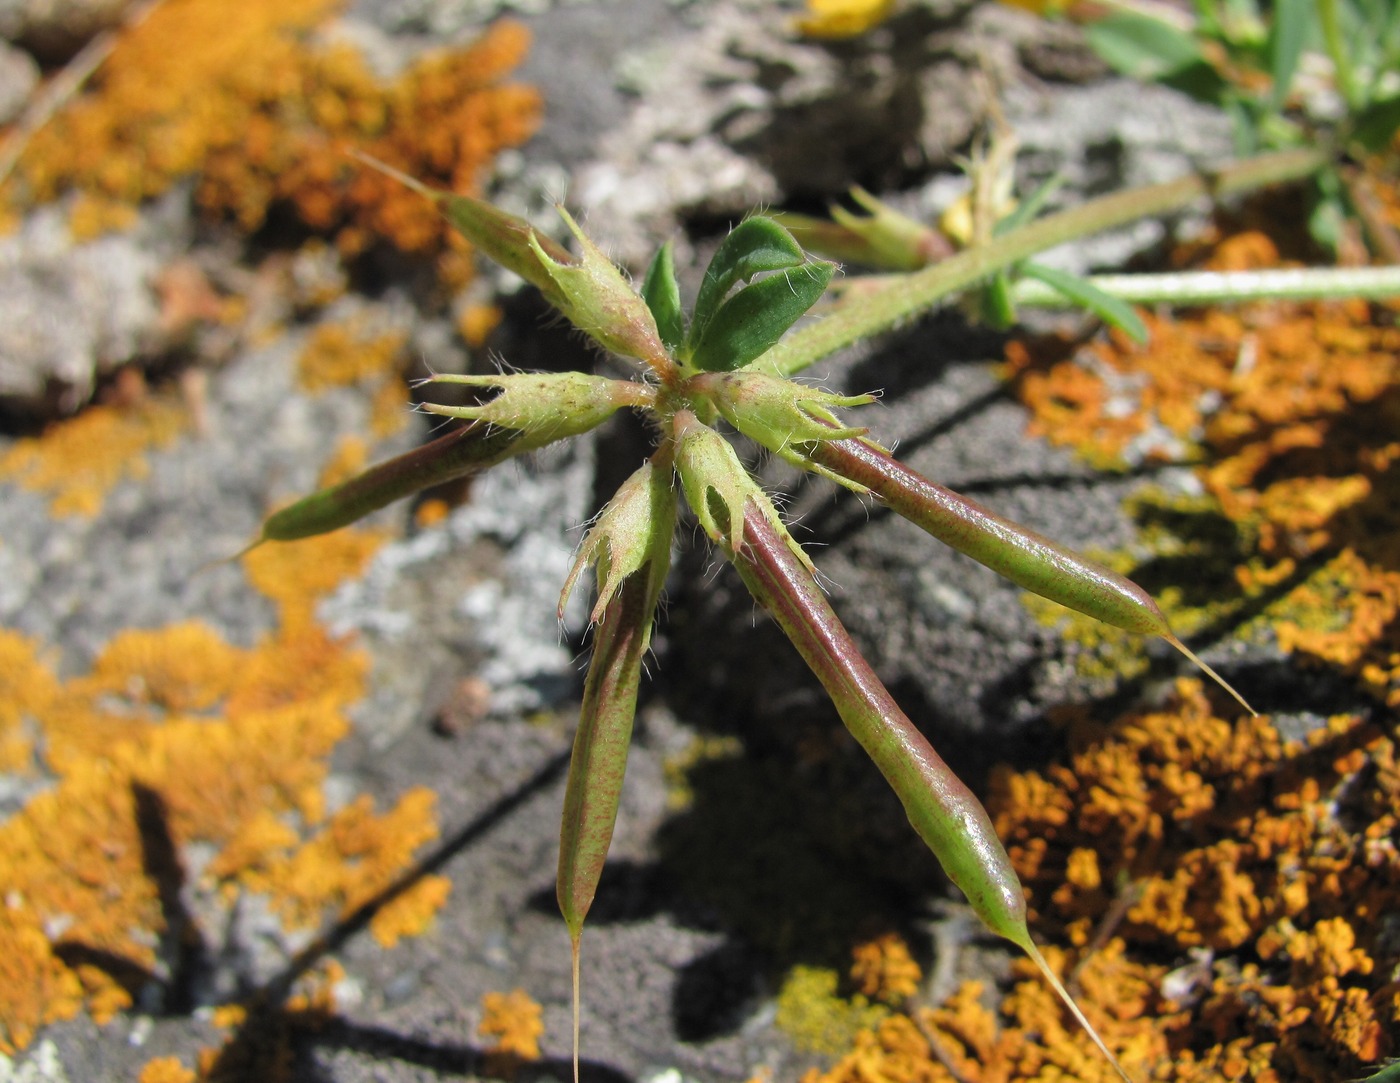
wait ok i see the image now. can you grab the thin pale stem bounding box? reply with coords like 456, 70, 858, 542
1009, 264, 1400, 308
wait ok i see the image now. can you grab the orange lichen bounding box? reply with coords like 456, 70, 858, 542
457, 301, 503, 348
138, 1057, 197, 1083
806, 682, 1396, 1082
0, 515, 451, 1055
369, 376, 412, 437
240, 526, 387, 629
0, 631, 57, 773
479, 988, 544, 1071
13, 3, 540, 272
295, 317, 413, 446
1005, 223, 1400, 709
850, 932, 923, 1005
252, 788, 445, 934
413, 497, 452, 529
985, 681, 1399, 1079
296, 319, 407, 393
0, 396, 186, 516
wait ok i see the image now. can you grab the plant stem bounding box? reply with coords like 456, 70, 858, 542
1010, 264, 1400, 308
765, 147, 1329, 378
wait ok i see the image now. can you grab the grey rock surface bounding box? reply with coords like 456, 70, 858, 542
0, 202, 177, 415
0, 0, 134, 59
0, 36, 36, 124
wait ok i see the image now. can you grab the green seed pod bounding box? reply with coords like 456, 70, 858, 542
724, 493, 1028, 941
810, 435, 1253, 714
725, 494, 1133, 1083
556, 462, 674, 1083
256, 424, 520, 544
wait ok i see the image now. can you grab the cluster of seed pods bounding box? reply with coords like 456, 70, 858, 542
247, 189, 1257, 1083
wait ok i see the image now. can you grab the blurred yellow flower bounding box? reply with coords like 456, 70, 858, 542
795, 0, 896, 39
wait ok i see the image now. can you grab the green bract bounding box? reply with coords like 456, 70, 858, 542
418, 370, 648, 450
688, 370, 873, 478
530, 208, 671, 369
559, 458, 675, 625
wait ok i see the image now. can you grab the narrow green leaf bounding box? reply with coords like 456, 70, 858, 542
1021, 261, 1149, 344
980, 271, 1019, 331
690, 261, 835, 372
689, 217, 807, 353
1085, 11, 1209, 79
1267, 0, 1313, 113
641, 241, 686, 353
993, 174, 1066, 237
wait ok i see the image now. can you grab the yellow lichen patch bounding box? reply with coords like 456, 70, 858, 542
296, 319, 407, 394
0, 397, 186, 517
0, 507, 451, 1054
0, 631, 58, 773
83, 622, 245, 714
368, 377, 412, 438
775, 965, 889, 1055
14, 2, 540, 268
240, 526, 387, 629
0, 909, 85, 1055
479, 988, 545, 1067
457, 301, 502, 349
850, 932, 922, 1005
800, 1013, 947, 1083
295, 317, 413, 450
368, 871, 452, 948
316, 434, 370, 490
413, 497, 451, 530
37, 622, 248, 772
251, 788, 445, 935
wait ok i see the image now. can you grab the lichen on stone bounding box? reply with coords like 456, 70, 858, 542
0, 520, 450, 1055
10, 2, 541, 282
0, 395, 186, 516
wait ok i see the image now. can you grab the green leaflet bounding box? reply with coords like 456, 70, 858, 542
689, 260, 835, 372
688, 216, 809, 352
641, 240, 686, 353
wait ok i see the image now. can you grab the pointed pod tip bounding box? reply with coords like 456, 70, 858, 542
348, 148, 441, 201
570, 930, 583, 1083
194, 536, 264, 578
1020, 937, 1136, 1083
1164, 635, 1258, 717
